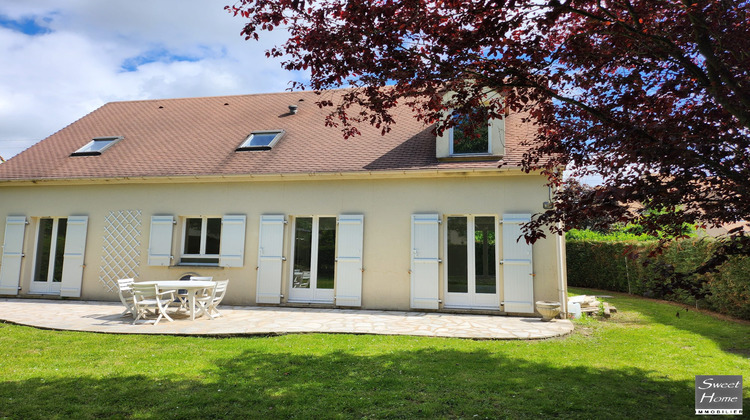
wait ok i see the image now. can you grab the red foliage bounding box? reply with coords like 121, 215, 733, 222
227, 1, 750, 253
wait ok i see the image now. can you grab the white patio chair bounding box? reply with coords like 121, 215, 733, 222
176, 276, 214, 311
131, 283, 177, 325
195, 280, 229, 320
117, 278, 136, 318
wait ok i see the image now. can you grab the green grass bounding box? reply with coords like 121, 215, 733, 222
1, 288, 748, 419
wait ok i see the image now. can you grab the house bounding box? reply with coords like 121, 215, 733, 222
0, 89, 567, 315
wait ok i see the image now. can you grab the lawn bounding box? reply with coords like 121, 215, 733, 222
0, 288, 748, 419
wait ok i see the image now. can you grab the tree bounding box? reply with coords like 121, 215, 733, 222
227, 0, 750, 268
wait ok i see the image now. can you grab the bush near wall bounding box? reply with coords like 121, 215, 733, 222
566, 238, 750, 320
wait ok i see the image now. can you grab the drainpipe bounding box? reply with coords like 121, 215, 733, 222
557, 224, 568, 316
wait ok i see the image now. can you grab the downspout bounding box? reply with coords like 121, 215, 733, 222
557, 223, 568, 316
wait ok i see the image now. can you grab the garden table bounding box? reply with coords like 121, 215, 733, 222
139, 280, 215, 321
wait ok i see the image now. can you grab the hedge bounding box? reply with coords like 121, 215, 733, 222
566, 238, 750, 320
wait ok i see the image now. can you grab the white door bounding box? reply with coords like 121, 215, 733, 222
289, 216, 337, 303
502, 214, 534, 313
29, 218, 68, 294
410, 214, 440, 309
444, 215, 499, 309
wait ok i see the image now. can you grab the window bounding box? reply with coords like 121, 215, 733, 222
449, 108, 490, 155
33, 218, 67, 284
444, 215, 498, 309
181, 217, 222, 265
236, 130, 285, 151
148, 215, 246, 268
71, 136, 122, 156
290, 216, 337, 303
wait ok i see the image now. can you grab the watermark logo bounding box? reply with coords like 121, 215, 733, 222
695, 375, 743, 415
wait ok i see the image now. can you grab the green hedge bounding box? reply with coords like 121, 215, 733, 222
567, 238, 750, 320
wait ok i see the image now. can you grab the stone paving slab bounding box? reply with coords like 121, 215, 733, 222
0, 298, 574, 340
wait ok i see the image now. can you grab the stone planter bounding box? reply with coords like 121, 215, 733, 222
536, 301, 561, 322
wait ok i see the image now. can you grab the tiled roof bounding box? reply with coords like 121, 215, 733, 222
0, 89, 534, 181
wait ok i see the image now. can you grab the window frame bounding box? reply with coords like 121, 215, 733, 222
443, 213, 500, 309
448, 110, 492, 156
31, 217, 68, 285
180, 216, 222, 265
236, 130, 285, 151
288, 215, 338, 303
71, 136, 123, 156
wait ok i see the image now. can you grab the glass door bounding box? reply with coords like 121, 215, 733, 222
30, 218, 67, 294
289, 216, 336, 303
444, 215, 499, 309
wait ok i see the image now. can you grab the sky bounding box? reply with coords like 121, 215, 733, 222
0, 0, 304, 160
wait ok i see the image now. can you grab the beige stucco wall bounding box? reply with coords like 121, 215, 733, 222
0, 172, 564, 313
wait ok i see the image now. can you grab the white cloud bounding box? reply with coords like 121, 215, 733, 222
0, 0, 302, 159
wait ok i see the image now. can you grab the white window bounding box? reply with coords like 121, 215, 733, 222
236, 130, 285, 151
444, 215, 499, 309
148, 215, 246, 267
181, 217, 222, 265
71, 136, 123, 156
449, 108, 491, 155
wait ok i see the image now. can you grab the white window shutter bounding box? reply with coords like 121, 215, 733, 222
0, 216, 27, 295
60, 216, 88, 297
335, 215, 364, 307
148, 215, 174, 266
502, 213, 534, 313
410, 214, 440, 309
219, 215, 246, 267
256, 215, 285, 304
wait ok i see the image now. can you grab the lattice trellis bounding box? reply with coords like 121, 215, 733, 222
99, 210, 142, 293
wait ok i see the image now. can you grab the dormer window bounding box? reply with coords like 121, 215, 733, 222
449, 108, 491, 155
71, 136, 123, 156
236, 130, 285, 151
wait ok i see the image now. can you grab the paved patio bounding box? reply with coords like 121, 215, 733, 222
0, 298, 574, 340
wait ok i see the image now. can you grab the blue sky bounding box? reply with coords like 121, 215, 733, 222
0, 0, 304, 160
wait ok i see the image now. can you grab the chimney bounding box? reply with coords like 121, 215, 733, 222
288, 104, 298, 114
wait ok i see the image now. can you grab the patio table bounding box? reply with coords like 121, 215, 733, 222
139, 280, 215, 321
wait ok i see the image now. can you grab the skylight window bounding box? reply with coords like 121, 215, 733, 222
236, 130, 285, 151
71, 136, 123, 156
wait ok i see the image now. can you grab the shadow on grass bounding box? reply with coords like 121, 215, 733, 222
0, 348, 702, 419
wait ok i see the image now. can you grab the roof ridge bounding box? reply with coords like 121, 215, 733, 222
105, 87, 357, 105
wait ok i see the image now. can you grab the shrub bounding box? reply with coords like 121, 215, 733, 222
566, 237, 750, 320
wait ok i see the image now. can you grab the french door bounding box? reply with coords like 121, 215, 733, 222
288, 216, 336, 303
444, 215, 499, 309
30, 218, 67, 294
